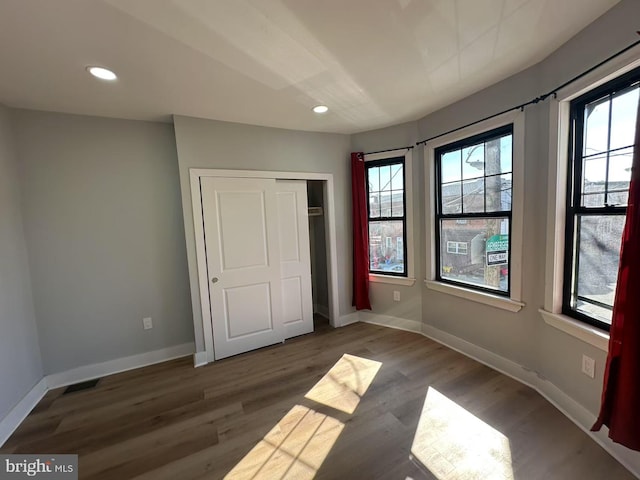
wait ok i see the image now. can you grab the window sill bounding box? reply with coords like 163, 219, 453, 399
424, 280, 524, 312
539, 309, 609, 352
370, 274, 416, 286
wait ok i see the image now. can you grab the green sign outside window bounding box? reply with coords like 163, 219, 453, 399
486, 234, 508, 266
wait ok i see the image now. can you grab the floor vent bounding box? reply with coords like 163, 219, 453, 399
63, 378, 100, 394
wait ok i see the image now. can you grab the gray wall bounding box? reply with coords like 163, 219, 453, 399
13, 111, 194, 374
351, 0, 640, 437
0, 105, 42, 419
173, 115, 351, 350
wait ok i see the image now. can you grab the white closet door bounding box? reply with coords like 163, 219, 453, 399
201, 177, 284, 360
276, 180, 314, 339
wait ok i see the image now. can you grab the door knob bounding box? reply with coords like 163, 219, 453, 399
211, 277, 219, 284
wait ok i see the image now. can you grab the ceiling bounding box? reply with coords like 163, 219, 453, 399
0, 0, 620, 134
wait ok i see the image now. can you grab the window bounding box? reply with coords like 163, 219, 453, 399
447, 241, 468, 255
425, 111, 524, 312
435, 125, 513, 295
366, 157, 407, 276
541, 53, 640, 349
563, 67, 639, 331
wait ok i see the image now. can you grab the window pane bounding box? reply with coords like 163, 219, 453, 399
441, 182, 462, 214
583, 97, 610, 156
574, 215, 625, 325
607, 146, 633, 206
483, 136, 504, 176
582, 192, 605, 207
576, 299, 614, 326
369, 220, 405, 274
390, 191, 404, 217
462, 145, 484, 180
380, 191, 391, 217
462, 179, 484, 213
396, 237, 404, 261
369, 192, 380, 218
368, 166, 379, 193
581, 151, 607, 208
582, 147, 633, 208
499, 134, 513, 175
582, 153, 607, 196
380, 165, 391, 191
610, 86, 639, 150
441, 151, 461, 183
440, 217, 509, 293
485, 173, 511, 212
391, 164, 403, 190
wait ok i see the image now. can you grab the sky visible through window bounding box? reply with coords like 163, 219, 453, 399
440, 135, 512, 184
583, 86, 638, 186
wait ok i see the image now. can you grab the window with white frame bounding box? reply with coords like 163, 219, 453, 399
365, 149, 415, 285
563, 66, 640, 331
426, 111, 524, 312
447, 241, 469, 255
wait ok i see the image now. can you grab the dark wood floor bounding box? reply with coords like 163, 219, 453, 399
1, 318, 634, 479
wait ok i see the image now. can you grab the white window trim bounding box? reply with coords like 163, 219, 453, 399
541, 45, 640, 351
366, 149, 416, 287
424, 110, 525, 312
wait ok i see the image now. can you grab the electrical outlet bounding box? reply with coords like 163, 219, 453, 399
143, 317, 153, 330
393, 291, 401, 302
582, 354, 595, 378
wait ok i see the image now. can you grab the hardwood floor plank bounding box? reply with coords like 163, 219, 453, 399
1, 319, 634, 480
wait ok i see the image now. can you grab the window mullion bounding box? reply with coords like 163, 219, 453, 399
604, 93, 613, 206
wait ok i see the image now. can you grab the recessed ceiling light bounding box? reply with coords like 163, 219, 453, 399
313, 105, 328, 114
86, 66, 117, 81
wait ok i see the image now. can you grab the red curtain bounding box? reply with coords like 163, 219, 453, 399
592, 100, 640, 450
351, 152, 372, 310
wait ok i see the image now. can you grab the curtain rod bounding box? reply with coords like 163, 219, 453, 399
416, 34, 640, 146
363, 145, 414, 156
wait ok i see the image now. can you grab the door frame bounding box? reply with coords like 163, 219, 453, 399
190, 168, 341, 363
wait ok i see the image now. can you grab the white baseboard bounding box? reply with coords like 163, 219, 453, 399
358, 312, 640, 478
193, 351, 208, 368
0, 378, 48, 447
359, 312, 423, 334
420, 322, 537, 387
1, 343, 196, 447
536, 379, 640, 477
46, 342, 195, 389
338, 312, 360, 327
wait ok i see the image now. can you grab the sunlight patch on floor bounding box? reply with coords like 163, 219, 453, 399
225, 354, 381, 479
224, 404, 344, 480
304, 353, 382, 414
411, 387, 514, 480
